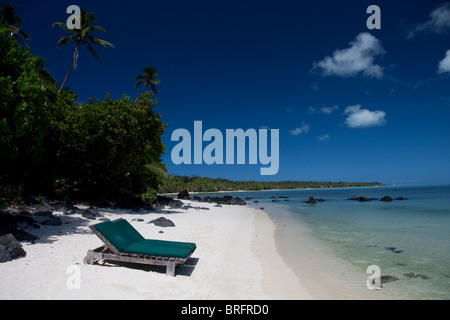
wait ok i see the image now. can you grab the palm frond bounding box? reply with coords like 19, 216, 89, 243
138, 163, 168, 177
87, 35, 114, 48
86, 43, 102, 63
52, 21, 71, 32
150, 83, 160, 95
57, 35, 77, 48
18, 29, 31, 41
82, 25, 106, 36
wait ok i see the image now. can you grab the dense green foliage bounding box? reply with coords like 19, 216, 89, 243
0, 25, 166, 203
157, 175, 383, 193
0, 3, 31, 46
0, 26, 54, 191
49, 92, 166, 196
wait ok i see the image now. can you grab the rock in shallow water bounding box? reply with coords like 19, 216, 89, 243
381, 275, 399, 283
404, 272, 429, 279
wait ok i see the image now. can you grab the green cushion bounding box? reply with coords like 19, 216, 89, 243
113, 220, 196, 250
113, 219, 145, 243
141, 239, 196, 251
123, 240, 194, 259
93, 221, 135, 252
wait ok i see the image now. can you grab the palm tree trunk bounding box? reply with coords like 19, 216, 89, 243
58, 42, 80, 94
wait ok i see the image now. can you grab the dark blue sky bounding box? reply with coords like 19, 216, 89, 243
9, 0, 450, 184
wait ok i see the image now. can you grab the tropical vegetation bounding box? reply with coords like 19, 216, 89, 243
0, 5, 165, 206
156, 175, 383, 194
135, 66, 160, 96
0, 3, 30, 46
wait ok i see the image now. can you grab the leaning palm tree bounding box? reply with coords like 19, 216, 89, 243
0, 3, 31, 46
135, 66, 160, 95
52, 8, 114, 94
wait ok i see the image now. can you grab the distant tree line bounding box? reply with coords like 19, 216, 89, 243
157, 175, 383, 193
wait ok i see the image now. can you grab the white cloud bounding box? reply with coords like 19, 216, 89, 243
320, 105, 339, 114
308, 106, 316, 114
344, 104, 387, 128
408, 3, 450, 38
312, 32, 385, 79
309, 105, 339, 115
317, 134, 330, 142
438, 49, 450, 74
289, 122, 310, 136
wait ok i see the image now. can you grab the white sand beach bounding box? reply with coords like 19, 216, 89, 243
0, 201, 313, 300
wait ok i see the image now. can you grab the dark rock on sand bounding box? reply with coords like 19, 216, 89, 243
0, 211, 38, 241
148, 217, 175, 228
395, 197, 408, 200
81, 208, 97, 220
230, 197, 246, 205
40, 216, 62, 226
0, 233, 26, 262
191, 195, 247, 206
380, 196, 393, 201
154, 196, 184, 209
272, 199, 281, 202
177, 190, 190, 200
33, 210, 54, 218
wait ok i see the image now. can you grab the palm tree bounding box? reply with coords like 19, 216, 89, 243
135, 66, 160, 95
52, 8, 114, 94
0, 3, 31, 46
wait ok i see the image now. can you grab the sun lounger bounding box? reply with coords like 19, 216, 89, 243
84, 218, 196, 276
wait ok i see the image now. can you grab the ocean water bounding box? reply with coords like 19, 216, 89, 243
214, 185, 450, 299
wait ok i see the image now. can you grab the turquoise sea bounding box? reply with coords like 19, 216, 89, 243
212, 184, 450, 299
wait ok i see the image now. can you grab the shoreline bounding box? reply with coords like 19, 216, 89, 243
0, 200, 312, 299
159, 182, 450, 197
262, 203, 412, 300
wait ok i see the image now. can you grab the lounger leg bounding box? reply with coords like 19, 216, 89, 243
166, 261, 176, 277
